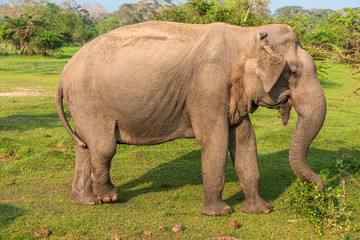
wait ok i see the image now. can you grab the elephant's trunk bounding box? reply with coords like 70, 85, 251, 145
289, 51, 326, 191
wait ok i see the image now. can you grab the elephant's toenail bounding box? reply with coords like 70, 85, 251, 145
224, 207, 232, 214
89, 202, 96, 206
112, 194, 118, 202
103, 197, 110, 202
97, 196, 101, 200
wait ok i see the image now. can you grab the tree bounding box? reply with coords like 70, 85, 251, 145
0, 19, 14, 54
59, 0, 81, 14
111, 0, 172, 26
32, 28, 64, 55
1, 14, 35, 54
0, 1, 88, 55
0, 0, 42, 18
97, 16, 120, 35
273, 6, 308, 20
243, 0, 271, 23
81, 3, 107, 24
55, 12, 84, 44
156, 0, 270, 26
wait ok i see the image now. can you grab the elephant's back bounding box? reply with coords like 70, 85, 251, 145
75, 21, 204, 59
105, 21, 204, 44
61, 21, 204, 80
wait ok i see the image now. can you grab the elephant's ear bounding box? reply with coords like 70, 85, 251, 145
256, 32, 286, 93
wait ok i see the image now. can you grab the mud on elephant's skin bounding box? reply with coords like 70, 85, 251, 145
56, 21, 326, 216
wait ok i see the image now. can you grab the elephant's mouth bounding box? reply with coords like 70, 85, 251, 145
258, 90, 291, 109
278, 97, 292, 125
258, 92, 292, 125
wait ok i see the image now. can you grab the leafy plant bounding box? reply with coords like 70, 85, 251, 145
156, 0, 270, 26
288, 179, 353, 236
316, 62, 329, 81
336, 153, 360, 175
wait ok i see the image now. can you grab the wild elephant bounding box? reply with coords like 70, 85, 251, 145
56, 21, 326, 216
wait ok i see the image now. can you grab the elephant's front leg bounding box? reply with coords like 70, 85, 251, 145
193, 115, 232, 216
201, 127, 232, 216
229, 115, 272, 213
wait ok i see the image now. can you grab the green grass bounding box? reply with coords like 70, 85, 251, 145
0, 48, 359, 239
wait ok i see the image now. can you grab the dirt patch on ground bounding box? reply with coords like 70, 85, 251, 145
0, 91, 44, 97
0, 152, 17, 163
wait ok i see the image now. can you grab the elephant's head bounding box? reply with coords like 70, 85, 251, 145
243, 24, 326, 191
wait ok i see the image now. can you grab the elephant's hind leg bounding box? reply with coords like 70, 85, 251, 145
72, 135, 98, 205
86, 123, 118, 204
72, 118, 118, 205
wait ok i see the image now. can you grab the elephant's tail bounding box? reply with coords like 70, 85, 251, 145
55, 83, 87, 148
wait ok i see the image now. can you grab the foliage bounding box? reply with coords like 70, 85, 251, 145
97, 16, 120, 35
80, 2, 107, 24
336, 153, 360, 175
0, 14, 35, 55
273, 6, 333, 21
54, 11, 84, 44
31, 28, 64, 55
110, 0, 173, 26
288, 180, 353, 236
0, 0, 100, 55
156, 0, 270, 26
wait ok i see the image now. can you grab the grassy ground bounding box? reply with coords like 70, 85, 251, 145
0, 47, 359, 239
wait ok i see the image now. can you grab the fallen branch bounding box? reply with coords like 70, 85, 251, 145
352, 177, 360, 187
273, 194, 296, 210
287, 219, 307, 222
338, 168, 350, 176
352, 70, 360, 76
342, 152, 357, 161
341, 176, 349, 201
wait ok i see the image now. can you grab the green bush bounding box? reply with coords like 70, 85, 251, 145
32, 29, 64, 55
288, 180, 353, 236
156, 0, 270, 26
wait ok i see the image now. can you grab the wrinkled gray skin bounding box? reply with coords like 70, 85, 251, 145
56, 21, 326, 216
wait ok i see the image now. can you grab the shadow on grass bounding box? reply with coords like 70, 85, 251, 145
319, 78, 341, 89
0, 113, 61, 131
115, 149, 294, 207
53, 54, 73, 59
0, 203, 27, 228
114, 147, 359, 208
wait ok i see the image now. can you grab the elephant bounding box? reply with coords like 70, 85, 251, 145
55, 21, 326, 216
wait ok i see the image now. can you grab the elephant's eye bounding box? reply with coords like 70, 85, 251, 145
291, 70, 300, 78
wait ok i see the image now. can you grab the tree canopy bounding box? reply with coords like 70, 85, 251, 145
0, 0, 104, 55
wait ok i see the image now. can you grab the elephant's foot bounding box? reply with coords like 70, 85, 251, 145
71, 190, 99, 205
202, 200, 232, 216
93, 182, 118, 203
242, 197, 272, 214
